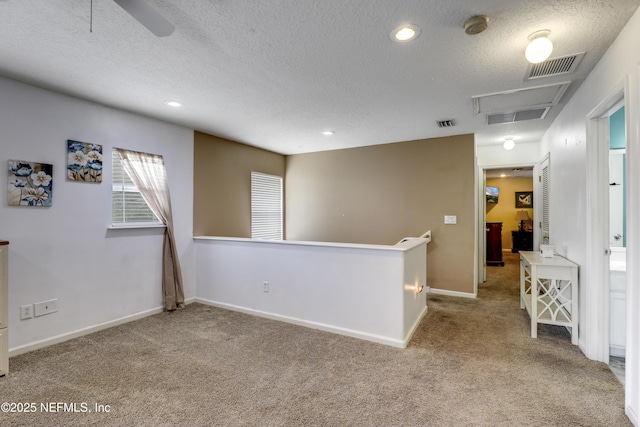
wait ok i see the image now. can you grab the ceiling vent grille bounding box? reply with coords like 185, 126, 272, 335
437, 119, 455, 128
526, 52, 585, 80
487, 107, 549, 125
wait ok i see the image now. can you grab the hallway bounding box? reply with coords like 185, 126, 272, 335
420, 250, 630, 425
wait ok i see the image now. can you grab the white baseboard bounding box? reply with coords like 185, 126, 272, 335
404, 305, 428, 344
195, 297, 413, 348
9, 297, 197, 357
428, 288, 477, 299
626, 405, 638, 427
610, 345, 626, 358
9, 294, 420, 355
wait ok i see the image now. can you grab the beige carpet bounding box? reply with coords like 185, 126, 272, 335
0, 252, 629, 426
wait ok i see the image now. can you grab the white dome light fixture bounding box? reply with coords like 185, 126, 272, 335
391, 24, 421, 42
525, 30, 553, 63
503, 138, 515, 150
322, 130, 335, 136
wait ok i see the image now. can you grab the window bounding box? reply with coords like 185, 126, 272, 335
111, 149, 161, 226
251, 171, 283, 240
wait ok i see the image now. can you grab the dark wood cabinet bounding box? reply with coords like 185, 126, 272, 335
511, 230, 533, 253
486, 222, 504, 266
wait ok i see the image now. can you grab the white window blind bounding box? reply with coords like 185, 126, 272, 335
111, 149, 161, 226
251, 171, 283, 240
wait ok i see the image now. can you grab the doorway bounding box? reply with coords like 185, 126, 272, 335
482, 167, 535, 281
585, 88, 626, 367
607, 103, 627, 383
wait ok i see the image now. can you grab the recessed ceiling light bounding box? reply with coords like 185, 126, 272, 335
500, 174, 507, 178
322, 131, 335, 136
164, 100, 183, 107
503, 138, 515, 150
391, 24, 421, 42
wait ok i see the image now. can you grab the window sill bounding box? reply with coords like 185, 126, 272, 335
108, 223, 166, 230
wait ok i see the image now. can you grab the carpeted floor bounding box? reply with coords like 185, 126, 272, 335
0, 252, 630, 426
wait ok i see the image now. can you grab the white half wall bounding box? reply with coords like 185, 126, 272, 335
194, 237, 428, 348
0, 77, 195, 353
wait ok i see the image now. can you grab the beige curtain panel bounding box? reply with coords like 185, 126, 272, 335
116, 148, 185, 311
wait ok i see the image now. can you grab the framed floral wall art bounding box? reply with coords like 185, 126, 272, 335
67, 140, 103, 182
8, 160, 53, 207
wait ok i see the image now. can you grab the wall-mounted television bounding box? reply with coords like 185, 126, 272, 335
486, 186, 499, 203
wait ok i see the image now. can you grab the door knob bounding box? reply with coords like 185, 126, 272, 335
614, 234, 622, 240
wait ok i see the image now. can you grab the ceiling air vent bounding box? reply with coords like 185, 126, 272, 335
526, 52, 585, 80
437, 119, 455, 128
487, 107, 549, 125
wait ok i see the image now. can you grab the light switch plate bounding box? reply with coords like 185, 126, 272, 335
444, 215, 457, 224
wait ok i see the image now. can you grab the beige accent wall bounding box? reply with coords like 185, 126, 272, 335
285, 134, 476, 294
193, 131, 285, 237
486, 177, 534, 250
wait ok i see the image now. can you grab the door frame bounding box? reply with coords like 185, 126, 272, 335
578, 65, 640, 423
478, 163, 537, 282
585, 85, 624, 363
624, 62, 640, 425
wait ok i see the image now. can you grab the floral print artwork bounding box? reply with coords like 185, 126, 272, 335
8, 160, 53, 207
67, 140, 102, 182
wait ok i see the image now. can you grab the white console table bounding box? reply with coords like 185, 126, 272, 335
519, 251, 579, 345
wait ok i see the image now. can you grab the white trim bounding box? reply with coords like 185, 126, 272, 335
111, 148, 163, 227
193, 235, 428, 252
611, 345, 626, 358
476, 158, 485, 287
10, 306, 161, 356
478, 162, 538, 285
8, 298, 197, 357
404, 305, 429, 344
428, 288, 477, 299
625, 63, 640, 425
585, 83, 625, 362
195, 297, 426, 348
627, 406, 638, 427
107, 223, 166, 230
480, 161, 539, 170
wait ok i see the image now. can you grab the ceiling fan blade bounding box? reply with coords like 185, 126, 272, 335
113, 0, 175, 37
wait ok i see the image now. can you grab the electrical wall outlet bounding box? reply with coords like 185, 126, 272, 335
20, 304, 33, 320
34, 299, 58, 317
263, 281, 269, 293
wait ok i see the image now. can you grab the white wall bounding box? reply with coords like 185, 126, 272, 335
0, 77, 195, 353
476, 141, 541, 167
538, 7, 640, 425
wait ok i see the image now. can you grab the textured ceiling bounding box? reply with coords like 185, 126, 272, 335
1, 0, 639, 154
